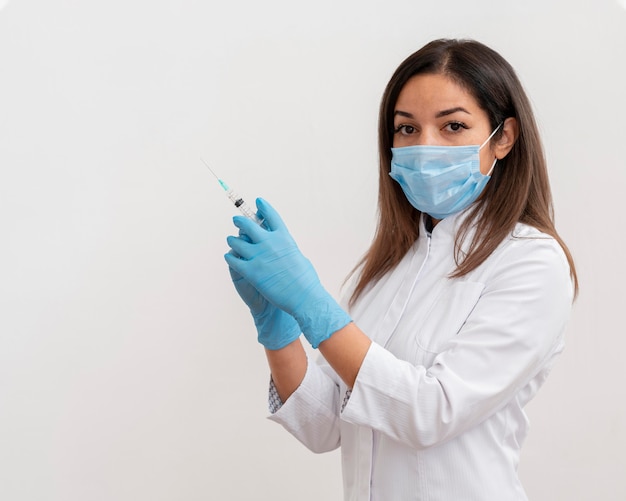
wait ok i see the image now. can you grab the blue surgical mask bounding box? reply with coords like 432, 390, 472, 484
389, 124, 502, 220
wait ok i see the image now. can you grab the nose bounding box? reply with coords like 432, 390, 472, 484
415, 130, 439, 146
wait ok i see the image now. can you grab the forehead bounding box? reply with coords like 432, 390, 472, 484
395, 73, 480, 113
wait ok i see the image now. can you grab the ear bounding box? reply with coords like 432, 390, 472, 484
494, 117, 518, 159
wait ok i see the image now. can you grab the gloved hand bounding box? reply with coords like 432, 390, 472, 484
224, 198, 351, 349
228, 266, 302, 350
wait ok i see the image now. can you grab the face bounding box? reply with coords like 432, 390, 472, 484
392, 73, 497, 175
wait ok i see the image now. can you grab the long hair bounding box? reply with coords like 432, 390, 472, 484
349, 39, 578, 305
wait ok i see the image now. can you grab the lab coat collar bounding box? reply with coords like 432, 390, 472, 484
419, 207, 478, 243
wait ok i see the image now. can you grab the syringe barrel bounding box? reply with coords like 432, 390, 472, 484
225, 189, 263, 225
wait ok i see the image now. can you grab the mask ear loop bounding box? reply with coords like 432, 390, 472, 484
479, 122, 503, 176
479, 122, 503, 149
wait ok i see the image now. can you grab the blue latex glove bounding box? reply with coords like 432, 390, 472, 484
224, 198, 351, 349
228, 265, 301, 350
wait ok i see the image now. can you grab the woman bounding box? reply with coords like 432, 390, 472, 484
225, 38, 578, 501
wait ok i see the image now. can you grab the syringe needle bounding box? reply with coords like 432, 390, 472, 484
201, 157, 264, 226
201, 158, 220, 181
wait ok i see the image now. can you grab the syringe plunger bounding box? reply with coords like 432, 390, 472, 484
224, 187, 263, 224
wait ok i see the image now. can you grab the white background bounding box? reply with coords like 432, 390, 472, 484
1, 1, 625, 499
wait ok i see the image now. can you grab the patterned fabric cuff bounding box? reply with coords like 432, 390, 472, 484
341, 388, 352, 412
269, 376, 350, 414
268, 378, 284, 414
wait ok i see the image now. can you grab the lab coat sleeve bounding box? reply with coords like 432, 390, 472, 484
340, 236, 574, 449
267, 353, 343, 453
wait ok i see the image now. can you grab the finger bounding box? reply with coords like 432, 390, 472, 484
237, 230, 252, 244
232, 215, 266, 242
224, 251, 246, 276
256, 198, 288, 232
226, 235, 255, 260
228, 264, 243, 282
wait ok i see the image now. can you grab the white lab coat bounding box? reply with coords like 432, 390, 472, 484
268, 210, 573, 501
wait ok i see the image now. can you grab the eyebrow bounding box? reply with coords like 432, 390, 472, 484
393, 107, 472, 119
435, 107, 471, 118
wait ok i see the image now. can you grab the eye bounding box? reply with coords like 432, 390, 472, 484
444, 121, 468, 133
394, 124, 417, 136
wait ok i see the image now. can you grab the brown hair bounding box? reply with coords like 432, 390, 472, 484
349, 39, 578, 305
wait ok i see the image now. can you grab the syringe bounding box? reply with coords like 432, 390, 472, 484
201, 158, 264, 225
